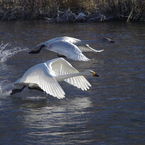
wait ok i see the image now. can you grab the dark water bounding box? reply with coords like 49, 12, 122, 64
0, 20, 145, 145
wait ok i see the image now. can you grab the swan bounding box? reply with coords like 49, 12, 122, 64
29, 36, 109, 61
10, 58, 99, 99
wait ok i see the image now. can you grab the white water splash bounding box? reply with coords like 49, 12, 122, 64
0, 42, 28, 63
0, 80, 12, 97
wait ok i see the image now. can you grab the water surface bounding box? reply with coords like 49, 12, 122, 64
0, 21, 145, 145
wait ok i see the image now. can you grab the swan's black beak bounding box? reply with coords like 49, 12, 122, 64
105, 37, 115, 43
109, 40, 115, 43
94, 73, 99, 77
92, 71, 99, 77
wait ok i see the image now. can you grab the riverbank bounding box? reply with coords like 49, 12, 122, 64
0, 0, 145, 22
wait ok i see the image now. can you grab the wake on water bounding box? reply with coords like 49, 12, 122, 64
0, 42, 29, 97
0, 80, 47, 101
0, 43, 48, 100
0, 42, 28, 63
0, 80, 12, 97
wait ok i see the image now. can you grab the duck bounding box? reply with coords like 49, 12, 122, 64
10, 58, 99, 99
29, 36, 106, 61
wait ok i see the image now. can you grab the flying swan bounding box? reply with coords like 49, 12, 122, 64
29, 36, 112, 61
10, 58, 99, 99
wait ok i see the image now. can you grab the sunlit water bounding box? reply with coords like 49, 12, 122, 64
0, 21, 145, 145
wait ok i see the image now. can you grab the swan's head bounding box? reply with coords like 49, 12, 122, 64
101, 37, 115, 43
83, 70, 99, 77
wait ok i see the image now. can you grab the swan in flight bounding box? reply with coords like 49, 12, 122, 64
29, 36, 111, 61
10, 58, 99, 99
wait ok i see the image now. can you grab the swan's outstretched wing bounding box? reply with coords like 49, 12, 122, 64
65, 75, 91, 91
48, 41, 89, 61
47, 58, 91, 91
14, 63, 65, 99
78, 44, 104, 52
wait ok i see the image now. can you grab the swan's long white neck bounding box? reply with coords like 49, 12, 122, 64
55, 72, 85, 82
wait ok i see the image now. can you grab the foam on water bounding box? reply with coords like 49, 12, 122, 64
0, 80, 12, 97
0, 42, 28, 63
0, 80, 47, 100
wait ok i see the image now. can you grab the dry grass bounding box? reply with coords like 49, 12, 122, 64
95, 0, 145, 21
0, 0, 145, 21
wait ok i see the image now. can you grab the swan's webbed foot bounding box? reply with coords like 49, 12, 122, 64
10, 86, 26, 95
29, 50, 39, 54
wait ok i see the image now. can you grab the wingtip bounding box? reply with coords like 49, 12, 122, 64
95, 49, 104, 52
59, 97, 65, 99
56, 95, 65, 99
71, 57, 90, 62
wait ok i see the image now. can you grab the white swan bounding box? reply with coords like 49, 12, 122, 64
10, 58, 99, 99
29, 36, 108, 61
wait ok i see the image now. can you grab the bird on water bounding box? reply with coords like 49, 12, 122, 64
28, 36, 111, 61
10, 58, 99, 99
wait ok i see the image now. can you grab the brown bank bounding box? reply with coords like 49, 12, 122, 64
0, 0, 145, 22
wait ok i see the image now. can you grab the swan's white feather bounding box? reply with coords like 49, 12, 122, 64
78, 44, 104, 52
14, 61, 65, 99
13, 58, 93, 99
48, 58, 91, 90
43, 36, 80, 45
48, 41, 89, 61
32, 36, 104, 61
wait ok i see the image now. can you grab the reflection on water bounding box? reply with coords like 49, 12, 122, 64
0, 21, 145, 144
23, 97, 92, 130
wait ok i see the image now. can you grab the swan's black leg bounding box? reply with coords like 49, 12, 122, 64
29, 44, 45, 54
10, 86, 26, 95
57, 54, 67, 58
28, 87, 43, 92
